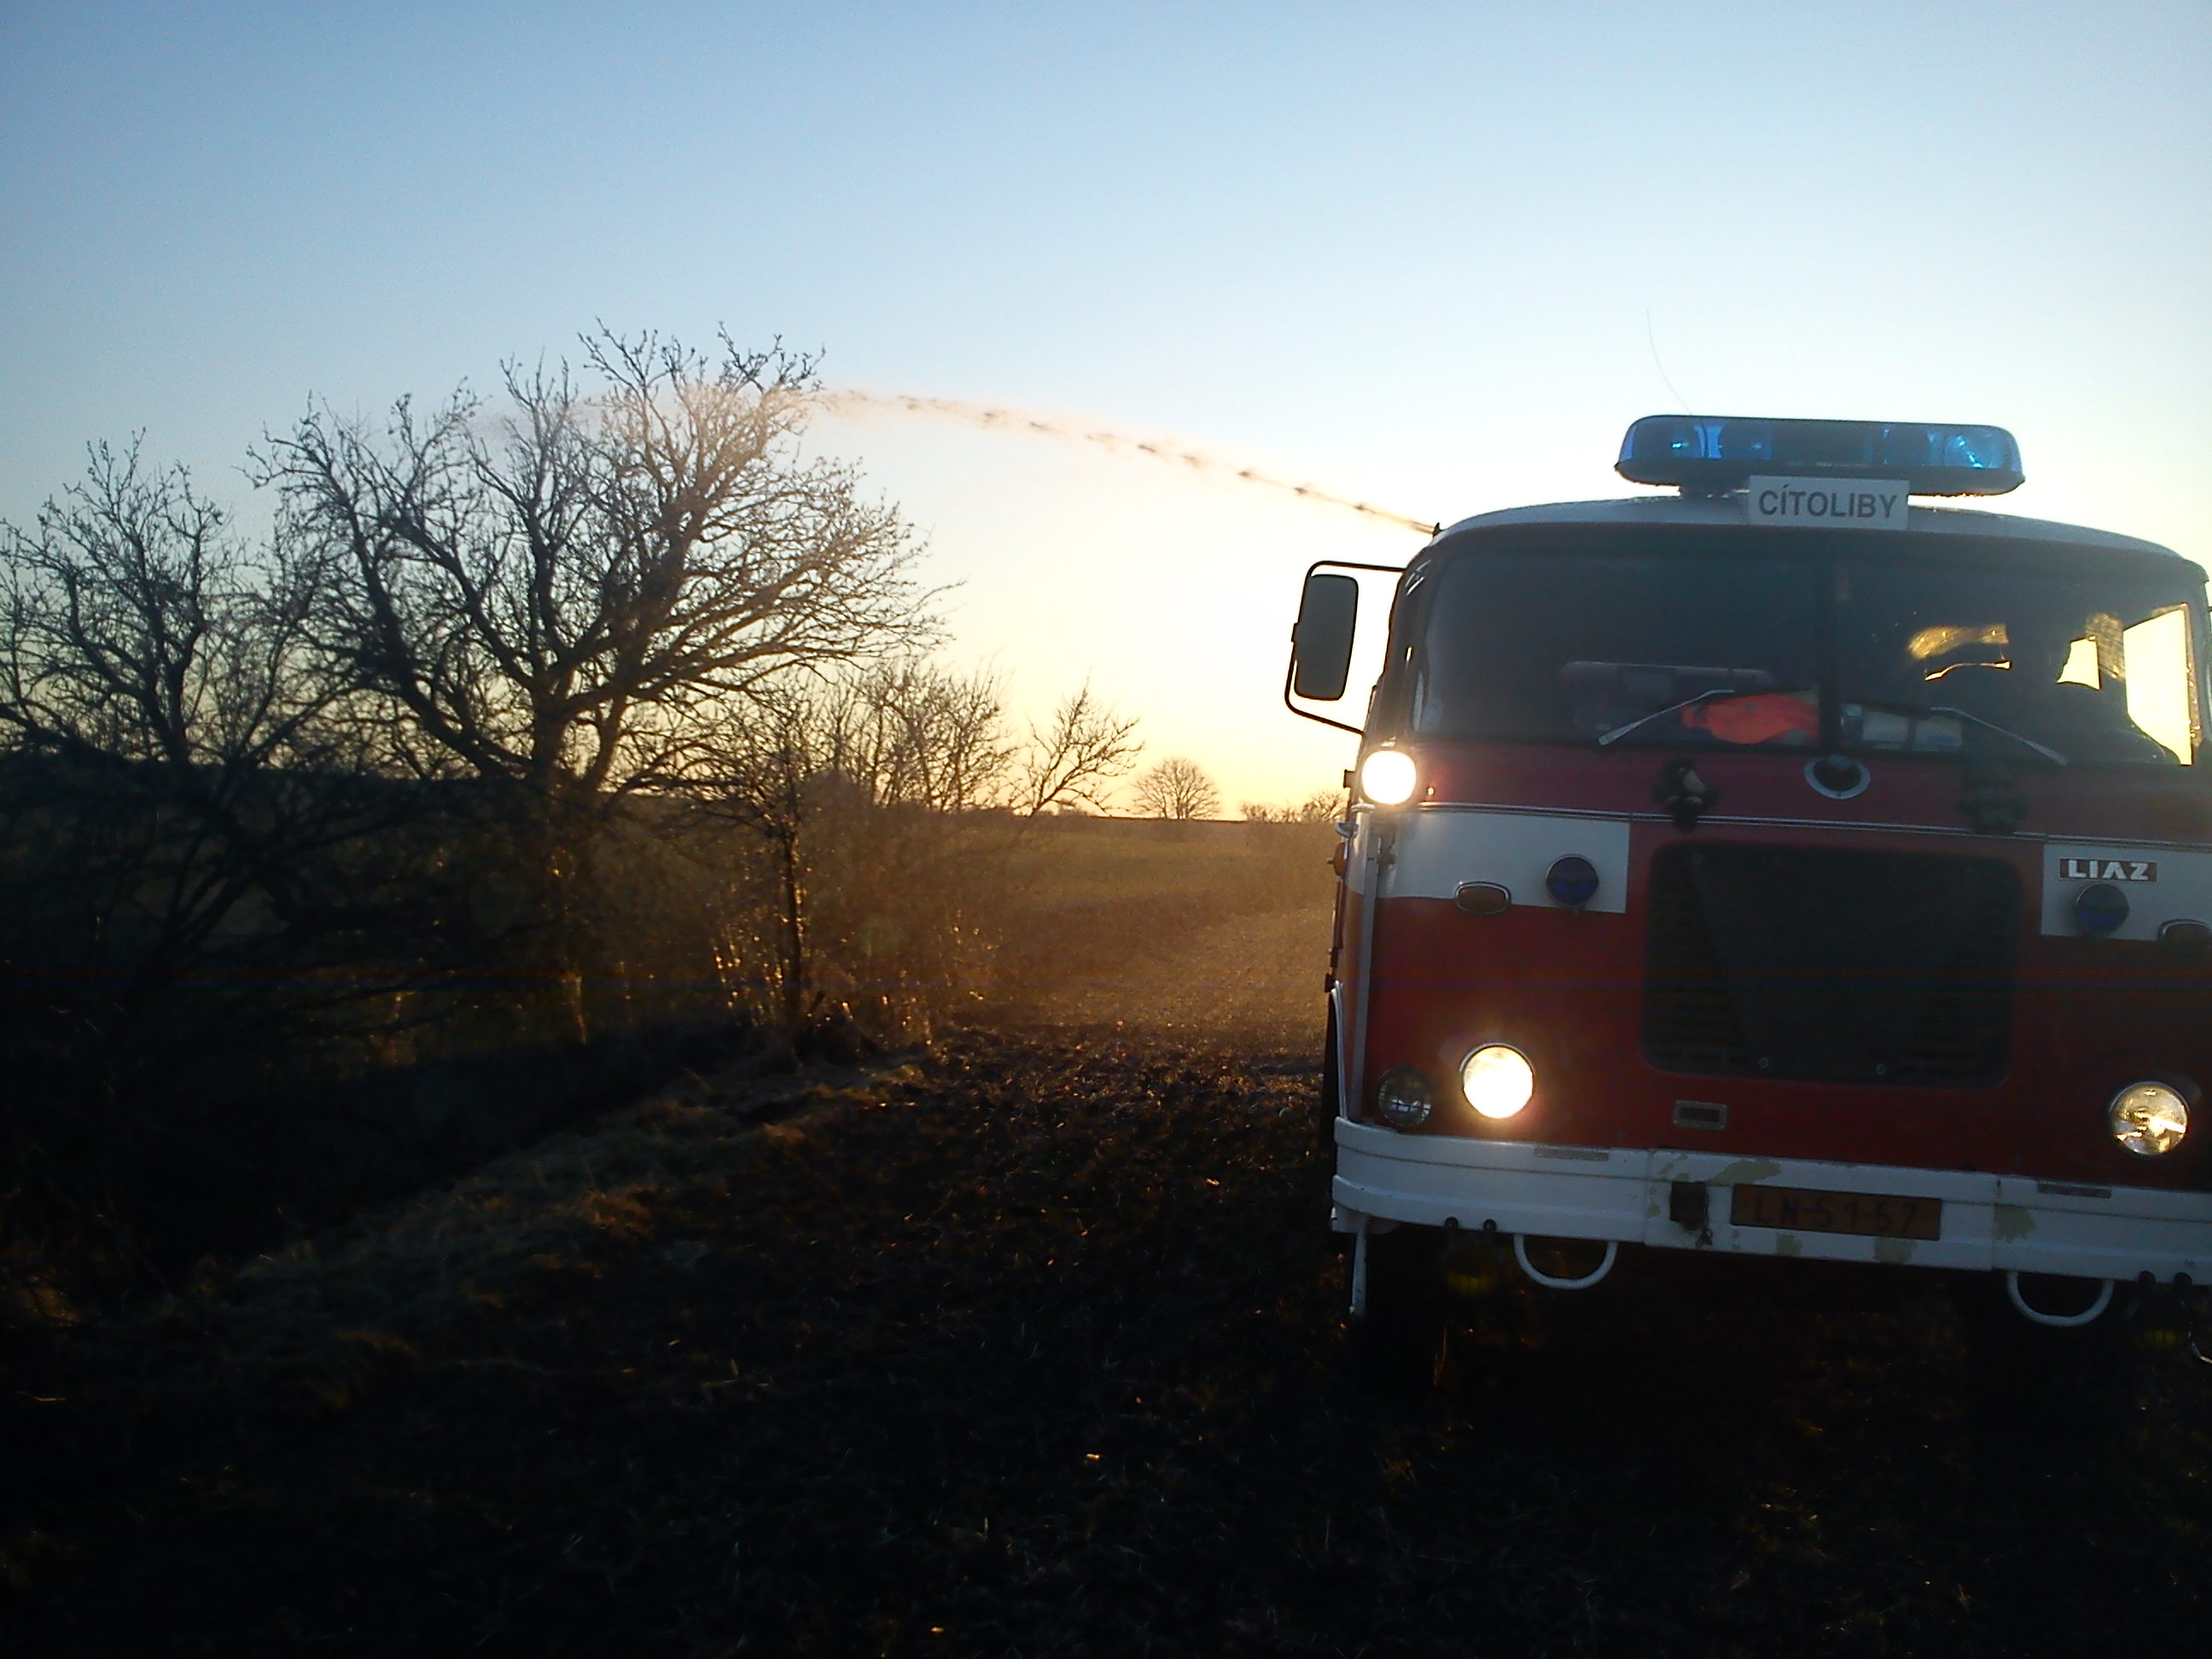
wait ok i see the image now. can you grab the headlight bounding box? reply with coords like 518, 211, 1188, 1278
1461, 1045, 1534, 1120
2108, 1081, 2188, 1157
1374, 1066, 1433, 1130
1358, 748, 1417, 806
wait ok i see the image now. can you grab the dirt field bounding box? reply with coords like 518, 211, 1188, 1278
988, 815, 1337, 1042
5, 835, 2209, 1656
1025, 905, 1329, 1037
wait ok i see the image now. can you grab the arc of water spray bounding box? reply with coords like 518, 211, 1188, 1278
822, 389, 1439, 537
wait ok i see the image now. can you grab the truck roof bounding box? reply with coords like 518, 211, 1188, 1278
1433, 493, 2194, 570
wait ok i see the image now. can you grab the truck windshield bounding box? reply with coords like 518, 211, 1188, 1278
1412, 550, 1821, 749
1412, 543, 2202, 765
1836, 561, 2198, 765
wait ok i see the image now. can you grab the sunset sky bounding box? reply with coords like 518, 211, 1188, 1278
4, 2, 2208, 810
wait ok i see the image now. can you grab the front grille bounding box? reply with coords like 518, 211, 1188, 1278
1642, 842, 2018, 1087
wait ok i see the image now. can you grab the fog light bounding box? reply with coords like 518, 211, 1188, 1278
1460, 1045, 1534, 1120
1358, 748, 1417, 806
2108, 1081, 2188, 1157
2128, 1295, 2192, 1355
1374, 1066, 1433, 1130
1442, 1238, 1507, 1298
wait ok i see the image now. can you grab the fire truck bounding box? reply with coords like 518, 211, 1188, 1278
1286, 416, 2210, 1377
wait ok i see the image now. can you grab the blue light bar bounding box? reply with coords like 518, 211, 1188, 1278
1616, 416, 2023, 496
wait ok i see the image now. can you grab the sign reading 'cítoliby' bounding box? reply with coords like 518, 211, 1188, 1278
1744, 475, 1909, 532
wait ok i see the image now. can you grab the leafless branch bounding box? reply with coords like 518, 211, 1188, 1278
1016, 682, 1143, 817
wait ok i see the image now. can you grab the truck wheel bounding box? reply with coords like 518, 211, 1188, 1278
1353, 1225, 1447, 1392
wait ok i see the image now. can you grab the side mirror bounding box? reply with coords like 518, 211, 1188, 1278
1290, 573, 1359, 701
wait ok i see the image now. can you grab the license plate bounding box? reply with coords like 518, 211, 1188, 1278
1728, 1184, 1941, 1241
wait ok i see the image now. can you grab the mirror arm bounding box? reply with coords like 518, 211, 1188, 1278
1284, 655, 1367, 735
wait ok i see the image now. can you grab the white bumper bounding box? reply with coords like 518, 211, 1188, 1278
1331, 1120, 2212, 1283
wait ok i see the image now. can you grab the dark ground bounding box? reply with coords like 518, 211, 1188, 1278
3, 1022, 2208, 1657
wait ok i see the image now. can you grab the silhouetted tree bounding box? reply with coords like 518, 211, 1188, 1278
0, 442, 439, 1298
837, 659, 1013, 813
0, 439, 434, 1016
695, 661, 1022, 1039
1243, 787, 1342, 824
0, 439, 352, 917
1134, 755, 1220, 820
1291, 786, 1343, 824
694, 686, 821, 1032
259, 330, 935, 1032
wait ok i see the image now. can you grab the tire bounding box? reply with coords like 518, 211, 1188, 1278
1353, 1225, 1447, 1392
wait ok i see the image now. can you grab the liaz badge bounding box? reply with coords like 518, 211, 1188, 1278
2058, 855, 2158, 882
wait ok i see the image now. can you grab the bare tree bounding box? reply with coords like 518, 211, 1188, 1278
3, 442, 331, 776
1015, 682, 1142, 817
258, 329, 937, 1030
835, 659, 1012, 813
0, 440, 380, 981
1134, 755, 1220, 821
261, 330, 934, 800
694, 661, 1018, 1040
0, 441, 449, 1296
1241, 787, 1342, 824
693, 687, 821, 1032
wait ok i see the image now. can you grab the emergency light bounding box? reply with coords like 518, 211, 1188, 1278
1616, 416, 2023, 497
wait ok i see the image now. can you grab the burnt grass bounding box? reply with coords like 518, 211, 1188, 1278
5, 1028, 2209, 1656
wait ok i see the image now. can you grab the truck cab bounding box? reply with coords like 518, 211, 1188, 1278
1288, 416, 2210, 1371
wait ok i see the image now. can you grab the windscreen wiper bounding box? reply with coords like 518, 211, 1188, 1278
1596, 685, 1802, 748
1854, 696, 2069, 767
1928, 706, 2068, 766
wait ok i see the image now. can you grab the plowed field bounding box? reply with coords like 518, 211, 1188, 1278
5, 856, 2209, 1655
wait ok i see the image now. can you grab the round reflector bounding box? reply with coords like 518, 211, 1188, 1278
1544, 855, 1599, 909
2075, 882, 2129, 937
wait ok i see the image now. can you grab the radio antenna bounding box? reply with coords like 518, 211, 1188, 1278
1644, 309, 1693, 413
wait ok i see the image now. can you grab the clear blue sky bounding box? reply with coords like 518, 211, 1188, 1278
5, 2, 2208, 807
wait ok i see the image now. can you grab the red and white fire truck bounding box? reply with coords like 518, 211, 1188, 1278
1287, 416, 2210, 1373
